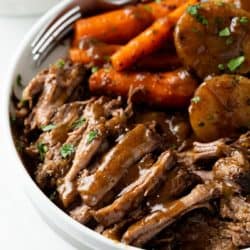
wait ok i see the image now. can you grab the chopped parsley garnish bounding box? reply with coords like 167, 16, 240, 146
191, 96, 201, 104
215, 1, 225, 6
16, 74, 22, 87
187, 4, 208, 25
187, 5, 199, 16
91, 66, 99, 73
55, 59, 65, 69
10, 115, 16, 124
41, 124, 56, 132
218, 64, 225, 71
60, 144, 75, 158
191, 28, 199, 33
87, 130, 99, 144
104, 67, 111, 73
219, 27, 230, 37
19, 99, 28, 107
226, 37, 233, 45
71, 117, 86, 130
103, 55, 110, 62
239, 16, 249, 24
143, 5, 152, 13
227, 56, 245, 72
37, 142, 48, 160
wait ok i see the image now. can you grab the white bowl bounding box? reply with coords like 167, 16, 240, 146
1, 1, 140, 249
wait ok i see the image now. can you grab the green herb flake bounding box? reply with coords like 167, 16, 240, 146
91, 66, 99, 74
103, 55, 110, 62
226, 37, 233, 45
216, 1, 225, 6
187, 4, 208, 25
191, 28, 199, 33
41, 124, 56, 132
55, 59, 65, 69
19, 99, 28, 107
71, 117, 86, 130
218, 64, 225, 71
187, 5, 199, 16
240, 16, 249, 24
60, 144, 75, 159
143, 5, 152, 13
227, 56, 245, 72
37, 142, 48, 160
87, 130, 99, 144
191, 96, 201, 104
49, 191, 57, 201
219, 27, 230, 37
104, 68, 111, 73
10, 115, 16, 124
16, 74, 22, 87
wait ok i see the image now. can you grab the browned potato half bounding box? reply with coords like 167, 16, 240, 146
189, 74, 250, 142
175, 1, 250, 78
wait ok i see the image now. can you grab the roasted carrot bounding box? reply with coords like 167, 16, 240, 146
89, 68, 197, 108
111, 0, 198, 71
74, 5, 154, 45
136, 53, 182, 70
147, 0, 189, 19
69, 45, 121, 65
111, 17, 172, 71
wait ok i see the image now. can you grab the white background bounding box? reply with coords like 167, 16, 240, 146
0, 16, 76, 250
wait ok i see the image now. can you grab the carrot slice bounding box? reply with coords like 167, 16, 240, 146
111, 0, 198, 71
74, 5, 153, 44
89, 68, 197, 108
69, 45, 121, 65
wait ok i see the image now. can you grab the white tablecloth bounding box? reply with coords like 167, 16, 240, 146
0, 17, 76, 250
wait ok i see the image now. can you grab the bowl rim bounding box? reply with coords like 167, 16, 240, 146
1, 1, 140, 249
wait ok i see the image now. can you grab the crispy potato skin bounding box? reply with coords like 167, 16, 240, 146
89, 68, 197, 108
189, 74, 250, 142
175, 2, 250, 78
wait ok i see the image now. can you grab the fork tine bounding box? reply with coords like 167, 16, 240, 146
34, 26, 73, 67
32, 6, 81, 55
33, 11, 81, 64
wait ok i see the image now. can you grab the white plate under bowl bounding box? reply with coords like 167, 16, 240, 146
1, 1, 140, 249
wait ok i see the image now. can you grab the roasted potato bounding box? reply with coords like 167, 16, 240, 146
175, 2, 250, 78
189, 74, 250, 142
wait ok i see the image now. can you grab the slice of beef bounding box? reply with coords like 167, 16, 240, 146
147, 168, 201, 212
221, 222, 250, 247
69, 203, 92, 224
122, 183, 220, 247
93, 150, 175, 227
22, 69, 48, 105
78, 124, 160, 207
178, 138, 229, 167
102, 207, 145, 242
26, 101, 88, 157
220, 195, 250, 222
213, 150, 250, 194
157, 211, 237, 250
58, 122, 107, 207
35, 125, 85, 189
24, 61, 85, 131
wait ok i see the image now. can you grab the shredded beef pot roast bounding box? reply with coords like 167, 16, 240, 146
12, 0, 250, 249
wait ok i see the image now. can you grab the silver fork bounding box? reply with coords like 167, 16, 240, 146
31, 0, 140, 66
